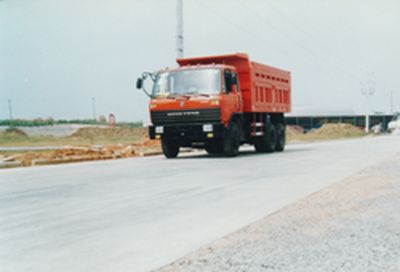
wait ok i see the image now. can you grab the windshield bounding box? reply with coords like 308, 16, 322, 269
152, 68, 221, 96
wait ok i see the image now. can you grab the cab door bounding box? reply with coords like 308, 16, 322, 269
221, 69, 242, 125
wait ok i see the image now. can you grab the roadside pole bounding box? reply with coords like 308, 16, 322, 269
365, 114, 370, 133
92, 97, 96, 121
361, 75, 375, 133
8, 99, 13, 120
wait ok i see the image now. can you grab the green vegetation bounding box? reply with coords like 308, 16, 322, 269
0, 119, 143, 128
0, 123, 367, 148
0, 127, 147, 147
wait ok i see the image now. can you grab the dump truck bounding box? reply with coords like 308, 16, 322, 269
136, 53, 291, 158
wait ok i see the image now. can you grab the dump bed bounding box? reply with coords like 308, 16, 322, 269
177, 53, 291, 113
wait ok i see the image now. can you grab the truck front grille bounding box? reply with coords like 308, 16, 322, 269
151, 108, 221, 125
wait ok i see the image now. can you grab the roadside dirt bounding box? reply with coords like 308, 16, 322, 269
0, 135, 161, 168
0, 124, 367, 168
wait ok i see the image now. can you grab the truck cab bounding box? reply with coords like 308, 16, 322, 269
141, 65, 244, 157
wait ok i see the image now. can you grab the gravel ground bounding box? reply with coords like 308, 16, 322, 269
155, 153, 400, 272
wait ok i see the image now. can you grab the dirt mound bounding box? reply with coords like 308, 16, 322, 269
286, 125, 304, 136
71, 127, 147, 138
138, 136, 160, 148
3, 127, 27, 137
308, 123, 364, 137
286, 123, 366, 143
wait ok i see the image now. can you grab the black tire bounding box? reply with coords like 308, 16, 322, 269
161, 138, 179, 158
275, 123, 286, 152
255, 121, 277, 153
205, 141, 223, 154
223, 122, 240, 157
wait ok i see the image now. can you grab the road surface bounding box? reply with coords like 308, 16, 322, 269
1, 136, 399, 272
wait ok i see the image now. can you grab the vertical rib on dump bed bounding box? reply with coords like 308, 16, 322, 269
177, 53, 291, 113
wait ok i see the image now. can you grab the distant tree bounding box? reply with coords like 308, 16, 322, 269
98, 115, 107, 123
45, 117, 55, 125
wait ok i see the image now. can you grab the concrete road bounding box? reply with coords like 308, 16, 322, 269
1, 136, 399, 272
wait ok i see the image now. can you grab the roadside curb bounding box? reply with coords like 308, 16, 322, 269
0, 149, 165, 169
140, 151, 163, 157
0, 161, 23, 169
0, 147, 201, 169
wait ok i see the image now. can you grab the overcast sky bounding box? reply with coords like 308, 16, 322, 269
1, 0, 400, 121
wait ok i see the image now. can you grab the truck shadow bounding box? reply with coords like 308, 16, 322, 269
176, 147, 312, 159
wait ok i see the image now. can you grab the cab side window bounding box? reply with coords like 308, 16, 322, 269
224, 69, 240, 93
232, 72, 240, 93
224, 70, 233, 93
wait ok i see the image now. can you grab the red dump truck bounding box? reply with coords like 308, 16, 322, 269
136, 53, 291, 158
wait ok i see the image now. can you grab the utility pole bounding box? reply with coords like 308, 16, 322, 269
8, 99, 13, 120
176, 0, 184, 58
360, 75, 375, 133
92, 97, 96, 121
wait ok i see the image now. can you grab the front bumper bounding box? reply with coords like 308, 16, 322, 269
149, 122, 225, 142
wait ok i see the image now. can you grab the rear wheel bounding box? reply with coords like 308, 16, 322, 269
275, 123, 286, 152
223, 122, 240, 157
255, 121, 277, 153
161, 138, 179, 158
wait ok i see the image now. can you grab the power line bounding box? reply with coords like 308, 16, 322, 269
193, 1, 343, 84
192, 1, 296, 59
235, 0, 359, 80
259, 0, 363, 79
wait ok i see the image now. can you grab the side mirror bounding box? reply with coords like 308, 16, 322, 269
136, 78, 143, 89
136, 72, 156, 98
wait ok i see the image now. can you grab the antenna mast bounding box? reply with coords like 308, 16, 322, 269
176, 0, 184, 58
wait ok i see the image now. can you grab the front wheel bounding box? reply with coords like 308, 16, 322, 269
161, 138, 179, 158
223, 122, 240, 157
205, 140, 223, 155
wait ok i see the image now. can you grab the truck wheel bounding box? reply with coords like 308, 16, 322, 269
255, 122, 277, 153
205, 141, 223, 154
275, 123, 286, 152
161, 138, 180, 158
223, 122, 240, 157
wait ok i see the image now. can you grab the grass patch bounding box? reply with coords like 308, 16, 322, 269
0, 119, 143, 127
0, 127, 147, 147
0, 124, 368, 148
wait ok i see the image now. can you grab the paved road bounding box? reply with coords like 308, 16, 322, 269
1, 136, 399, 272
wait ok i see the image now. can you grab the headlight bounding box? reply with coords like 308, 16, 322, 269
150, 103, 157, 109
155, 126, 164, 134
203, 124, 213, 132
210, 99, 220, 106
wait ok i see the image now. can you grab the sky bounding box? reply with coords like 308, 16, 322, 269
1, 0, 400, 122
